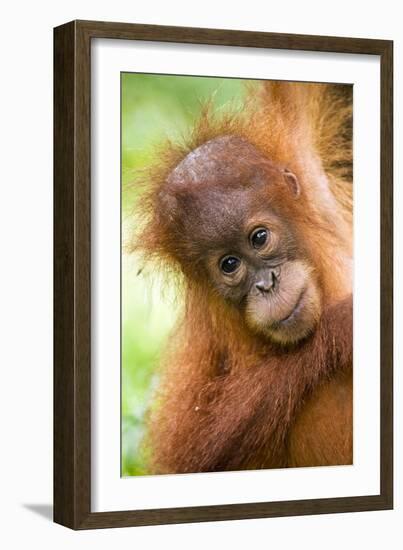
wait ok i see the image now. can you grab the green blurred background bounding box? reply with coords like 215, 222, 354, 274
121, 73, 248, 476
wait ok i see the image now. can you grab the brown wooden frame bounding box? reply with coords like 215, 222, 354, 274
54, 19, 393, 530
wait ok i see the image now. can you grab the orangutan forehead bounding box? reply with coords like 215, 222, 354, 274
162, 135, 287, 251
176, 186, 273, 251
167, 135, 279, 188
190, 187, 254, 232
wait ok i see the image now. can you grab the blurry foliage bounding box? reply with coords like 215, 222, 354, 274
121, 73, 247, 475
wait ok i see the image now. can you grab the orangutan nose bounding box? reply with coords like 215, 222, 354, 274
255, 270, 277, 293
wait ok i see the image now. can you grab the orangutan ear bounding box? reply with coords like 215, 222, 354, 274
283, 169, 300, 198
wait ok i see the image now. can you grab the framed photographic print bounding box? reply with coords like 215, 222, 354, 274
54, 20, 393, 529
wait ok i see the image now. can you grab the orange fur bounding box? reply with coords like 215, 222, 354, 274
132, 81, 353, 474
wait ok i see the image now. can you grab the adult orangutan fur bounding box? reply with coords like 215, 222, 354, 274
133, 81, 353, 473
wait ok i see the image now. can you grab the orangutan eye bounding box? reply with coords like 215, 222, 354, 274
220, 256, 241, 274
250, 227, 269, 249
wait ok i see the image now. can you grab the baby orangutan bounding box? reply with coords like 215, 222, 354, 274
135, 81, 353, 473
